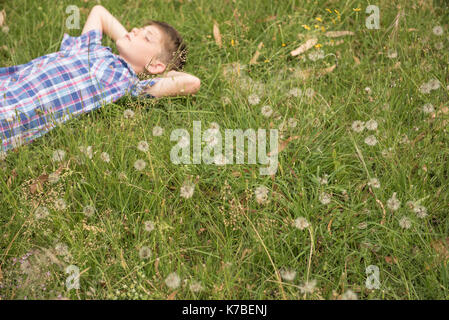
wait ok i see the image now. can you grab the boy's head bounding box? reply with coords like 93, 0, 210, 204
116, 20, 187, 75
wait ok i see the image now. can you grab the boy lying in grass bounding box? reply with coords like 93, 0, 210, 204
0, 5, 200, 153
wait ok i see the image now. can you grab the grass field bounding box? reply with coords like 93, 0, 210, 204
1, 0, 449, 300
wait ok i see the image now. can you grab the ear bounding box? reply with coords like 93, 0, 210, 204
146, 61, 166, 74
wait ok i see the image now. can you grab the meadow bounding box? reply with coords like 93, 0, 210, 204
1, 0, 449, 299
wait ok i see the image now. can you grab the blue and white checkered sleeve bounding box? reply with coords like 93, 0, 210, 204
60, 29, 103, 53
131, 77, 162, 98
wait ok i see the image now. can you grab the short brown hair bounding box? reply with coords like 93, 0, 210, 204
144, 20, 187, 71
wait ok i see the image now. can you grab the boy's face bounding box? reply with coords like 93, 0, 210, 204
116, 25, 166, 74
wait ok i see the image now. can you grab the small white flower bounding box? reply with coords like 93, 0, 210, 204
52, 149, 66, 162
288, 88, 302, 97
280, 269, 297, 282
35, 206, 49, 219
189, 280, 204, 293
248, 93, 261, 105
261, 105, 273, 118
399, 216, 412, 229
254, 185, 269, 204
144, 221, 155, 232
83, 205, 95, 217
139, 246, 152, 259
100, 152, 110, 163
414, 205, 428, 219
165, 272, 181, 289
433, 26, 444, 36
2, 26, 9, 34
153, 126, 164, 136
0, 151, 7, 161
319, 192, 331, 205
134, 159, 147, 171
341, 289, 358, 300
180, 181, 195, 199
54, 198, 67, 211
294, 217, 310, 230
422, 103, 435, 114
387, 192, 401, 211
137, 140, 149, 152
364, 135, 378, 146
364, 87, 372, 95
123, 109, 135, 119
288, 118, 298, 128
351, 120, 365, 133
368, 178, 380, 189
365, 119, 378, 131
299, 279, 317, 294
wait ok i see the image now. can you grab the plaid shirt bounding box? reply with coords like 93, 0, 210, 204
0, 29, 160, 153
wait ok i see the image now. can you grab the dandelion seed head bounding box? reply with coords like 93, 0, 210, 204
123, 109, 135, 119
35, 206, 49, 219
422, 103, 435, 114
134, 159, 147, 171
280, 268, 297, 282
294, 217, 310, 230
288, 118, 298, 128
261, 105, 273, 118
433, 26, 444, 36
248, 93, 261, 106
399, 216, 412, 229
189, 280, 204, 293
299, 279, 317, 294
351, 120, 365, 133
139, 246, 152, 259
144, 220, 155, 232
364, 135, 378, 146
153, 126, 164, 136
414, 205, 428, 218
365, 119, 378, 131
55, 198, 67, 211
137, 141, 149, 152
165, 272, 181, 289
83, 205, 95, 218
319, 192, 331, 205
254, 185, 269, 204
180, 182, 195, 199
387, 192, 401, 211
100, 152, 110, 163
